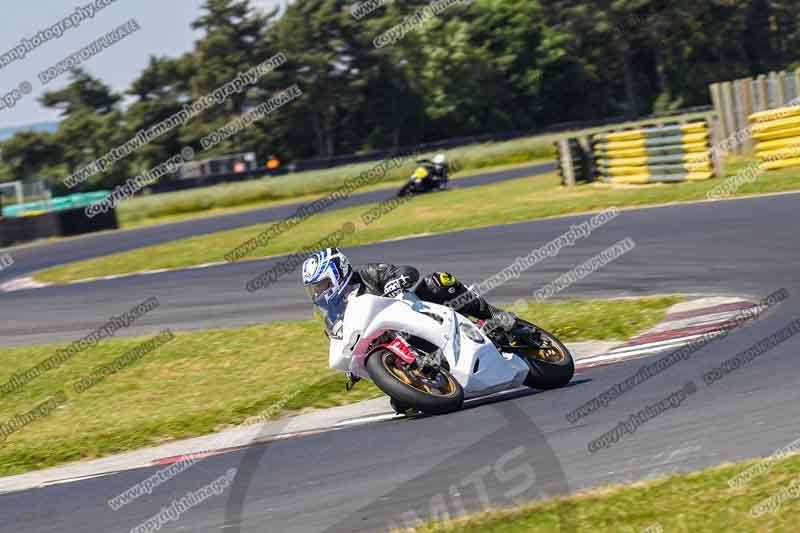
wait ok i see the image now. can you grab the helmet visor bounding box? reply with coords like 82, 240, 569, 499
305, 277, 334, 302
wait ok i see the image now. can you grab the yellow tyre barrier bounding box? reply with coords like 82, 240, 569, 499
600, 162, 712, 176
759, 157, 800, 171
750, 104, 800, 171
752, 126, 800, 142
606, 175, 653, 184
590, 119, 715, 184
601, 166, 646, 176
605, 172, 713, 184
749, 105, 800, 124
595, 132, 709, 152
751, 115, 800, 134
755, 146, 800, 161
598, 142, 710, 159
596, 122, 708, 142
680, 122, 711, 134
603, 153, 709, 168
684, 172, 714, 181
753, 136, 800, 153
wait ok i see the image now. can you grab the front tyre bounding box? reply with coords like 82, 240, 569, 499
366, 349, 464, 415
397, 181, 414, 197
516, 322, 575, 390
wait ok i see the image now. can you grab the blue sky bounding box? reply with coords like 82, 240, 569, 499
0, 0, 284, 129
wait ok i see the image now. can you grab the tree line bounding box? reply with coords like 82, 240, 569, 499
1, 0, 798, 192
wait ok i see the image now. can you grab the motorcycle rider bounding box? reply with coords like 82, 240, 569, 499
399, 153, 450, 197
429, 153, 449, 185
302, 248, 519, 410
302, 247, 517, 334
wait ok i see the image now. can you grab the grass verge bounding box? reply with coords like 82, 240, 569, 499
0, 296, 678, 476
398, 452, 800, 532
35, 159, 800, 284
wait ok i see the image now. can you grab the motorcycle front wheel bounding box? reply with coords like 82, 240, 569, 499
514, 321, 575, 390
366, 349, 464, 415
397, 181, 414, 197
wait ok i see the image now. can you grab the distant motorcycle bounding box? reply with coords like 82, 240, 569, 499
397, 159, 449, 197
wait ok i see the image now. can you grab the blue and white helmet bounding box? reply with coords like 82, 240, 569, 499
302, 248, 353, 302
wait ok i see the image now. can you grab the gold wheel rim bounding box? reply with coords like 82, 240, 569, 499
535, 333, 566, 363
514, 331, 566, 364
382, 353, 457, 397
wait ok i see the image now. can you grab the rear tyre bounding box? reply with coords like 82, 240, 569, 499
515, 321, 575, 390
366, 349, 464, 415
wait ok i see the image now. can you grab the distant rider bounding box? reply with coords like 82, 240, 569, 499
428, 153, 449, 185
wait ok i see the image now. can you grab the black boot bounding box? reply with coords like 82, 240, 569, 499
485, 305, 518, 333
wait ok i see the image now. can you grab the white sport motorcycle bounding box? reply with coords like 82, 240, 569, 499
318, 288, 575, 415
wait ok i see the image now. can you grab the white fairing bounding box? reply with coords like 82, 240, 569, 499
328, 292, 529, 399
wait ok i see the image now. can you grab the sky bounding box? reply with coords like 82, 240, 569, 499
0, 0, 285, 129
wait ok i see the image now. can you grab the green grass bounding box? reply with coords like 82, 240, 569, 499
0, 297, 677, 476
35, 159, 800, 284
507, 297, 681, 341
115, 110, 711, 228
398, 452, 800, 532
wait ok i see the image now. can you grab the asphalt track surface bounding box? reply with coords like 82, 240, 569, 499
0, 162, 553, 283
1, 193, 799, 532
0, 191, 794, 346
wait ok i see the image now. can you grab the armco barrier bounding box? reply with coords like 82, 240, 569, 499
749, 104, 800, 171
591, 121, 717, 184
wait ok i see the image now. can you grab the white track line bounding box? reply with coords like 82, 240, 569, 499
649, 310, 749, 332
578, 336, 703, 364
609, 333, 709, 354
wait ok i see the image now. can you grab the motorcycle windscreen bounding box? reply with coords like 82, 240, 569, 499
312, 285, 360, 340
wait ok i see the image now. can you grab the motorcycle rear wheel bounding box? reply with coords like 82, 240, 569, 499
366, 349, 464, 415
